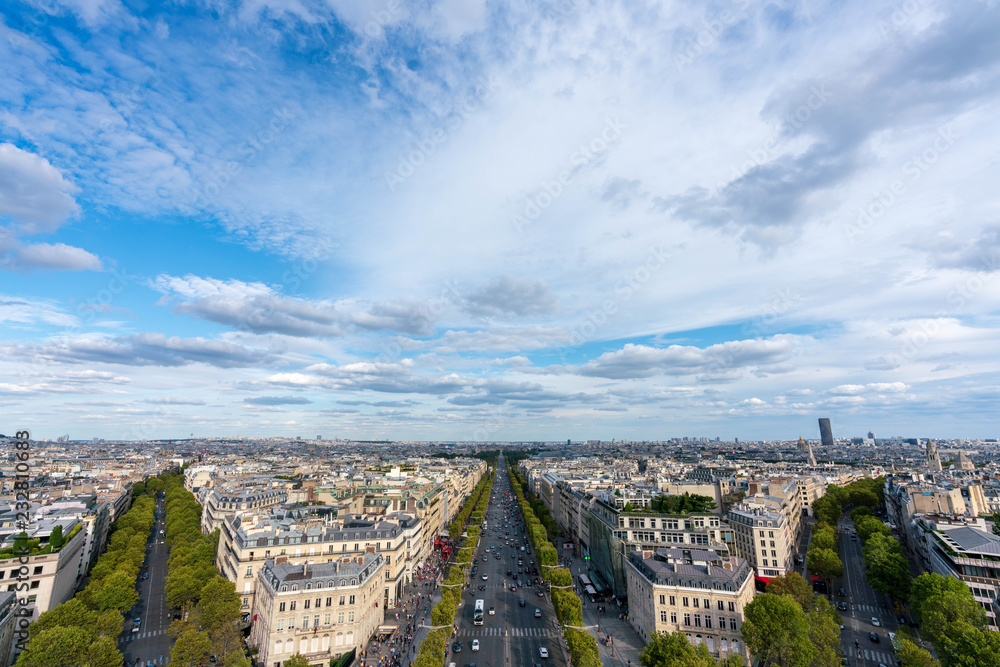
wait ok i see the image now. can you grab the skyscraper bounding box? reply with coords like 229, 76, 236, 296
818, 418, 834, 448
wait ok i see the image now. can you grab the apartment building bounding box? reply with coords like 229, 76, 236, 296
625, 546, 754, 661
201, 487, 288, 534
0, 591, 17, 667
249, 553, 384, 667
726, 503, 792, 578
218, 511, 420, 613
0, 521, 85, 623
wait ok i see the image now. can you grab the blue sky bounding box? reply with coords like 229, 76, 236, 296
2, 0, 999, 441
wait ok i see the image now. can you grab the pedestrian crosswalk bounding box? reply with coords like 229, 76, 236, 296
847, 646, 894, 664
462, 627, 558, 638
124, 629, 167, 641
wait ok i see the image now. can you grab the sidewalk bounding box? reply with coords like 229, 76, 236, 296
580, 595, 643, 667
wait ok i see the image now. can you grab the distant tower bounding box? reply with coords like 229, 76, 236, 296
818, 418, 834, 448
926, 439, 942, 472
799, 436, 817, 467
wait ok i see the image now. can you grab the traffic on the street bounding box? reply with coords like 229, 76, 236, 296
119, 492, 173, 667
449, 456, 568, 667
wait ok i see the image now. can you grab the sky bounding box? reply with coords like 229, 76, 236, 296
1, 0, 999, 443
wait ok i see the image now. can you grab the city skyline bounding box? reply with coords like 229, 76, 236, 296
2, 1, 1000, 440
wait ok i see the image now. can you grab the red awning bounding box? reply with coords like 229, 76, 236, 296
754, 575, 771, 585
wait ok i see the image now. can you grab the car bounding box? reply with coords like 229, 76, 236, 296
479, 584, 486, 590
489, 606, 495, 615
482, 574, 488, 580
871, 617, 880, 627
507, 570, 512, 576
482, 558, 488, 563
534, 608, 542, 618
453, 641, 462, 652
837, 602, 847, 611
519, 598, 526, 607
142, 572, 149, 580
131, 618, 141, 633
511, 585, 517, 591
869, 632, 880, 642
537, 590, 545, 597
471, 640, 480, 652
838, 588, 846, 596
539, 647, 549, 659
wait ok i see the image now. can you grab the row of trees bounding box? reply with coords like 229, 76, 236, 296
412, 461, 496, 667
908, 572, 1000, 666
805, 521, 844, 586
161, 472, 250, 667
642, 493, 718, 515
508, 464, 602, 667
16, 486, 159, 666
738, 573, 843, 667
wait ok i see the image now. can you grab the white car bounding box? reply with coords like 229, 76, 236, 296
871, 617, 880, 627
472, 640, 480, 652
482, 574, 488, 580
539, 647, 549, 659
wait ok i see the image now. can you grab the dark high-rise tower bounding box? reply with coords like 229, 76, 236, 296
818, 418, 834, 448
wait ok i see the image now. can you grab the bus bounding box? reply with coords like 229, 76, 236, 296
474, 599, 484, 625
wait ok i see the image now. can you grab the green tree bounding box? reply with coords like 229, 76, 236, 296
718, 655, 746, 667
806, 597, 842, 667
131, 481, 146, 498
49, 524, 65, 550
855, 515, 890, 542
196, 577, 241, 636
283, 655, 311, 667
742, 593, 814, 667
146, 478, 165, 495
765, 572, 814, 610
908, 572, 985, 643
810, 528, 837, 552
623, 502, 634, 512
639, 631, 715, 667
29, 598, 97, 640
84, 636, 124, 667
936, 620, 1000, 667
14, 626, 90, 667
862, 534, 912, 598
93, 569, 140, 613
806, 547, 844, 582
895, 634, 940, 667
171, 628, 212, 667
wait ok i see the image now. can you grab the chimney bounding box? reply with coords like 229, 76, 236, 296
303, 562, 308, 576
276, 556, 288, 565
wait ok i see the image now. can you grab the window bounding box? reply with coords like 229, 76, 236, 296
729, 618, 737, 631
717, 600, 724, 611
669, 595, 676, 605
728, 602, 735, 612
385, 570, 391, 580
277, 619, 284, 631
683, 597, 689, 607
338, 612, 345, 623
246, 566, 253, 577
660, 611, 668, 622
326, 597, 332, 607
339, 596, 345, 605
304, 600, 311, 610
324, 613, 331, 625
670, 612, 677, 623
315, 598, 321, 608
760, 540, 766, 547
705, 616, 712, 629
348, 611, 355, 622
288, 617, 295, 629
694, 614, 701, 627
314, 615, 320, 628
279, 602, 286, 612
771, 551, 776, 558
290, 601, 297, 611
302, 615, 309, 628
659, 595, 666, 605
719, 616, 725, 629
32, 566, 42, 575
29, 581, 39, 589
693, 598, 699, 608
683, 613, 691, 626
770, 540, 775, 547
349, 595, 355, 605
703, 599, 709, 609
769, 531, 774, 538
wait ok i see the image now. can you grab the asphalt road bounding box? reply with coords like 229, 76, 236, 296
836, 516, 900, 667
450, 457, 568, 667
119, 493, 174, 667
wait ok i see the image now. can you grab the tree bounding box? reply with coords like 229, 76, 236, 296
623, 502, 634, 512
718, 655, 746, 667
855, 515, 890, 542
806, 548, 844, 582
810, 528, 837, 552
895, 634, 940, 667
93, 569, 140, 613
29, 598, 97, 641
936, 620, 1000, 667
741, 593, 814, 667
806, 597, 842, 667
765, 572, 814, 610
196, 577, 241, 636
49, 524, 65, 550
14, 626, 90, 667
639, 631, 715, 667
84, 636, 124, 667
862, 534, 912, 598
909, 573, 985, 643
988, 512, 1000, 537
283, 655, 311, 667
171, 628, 212, 667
